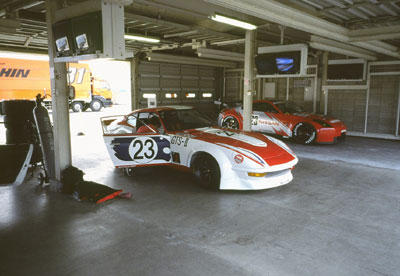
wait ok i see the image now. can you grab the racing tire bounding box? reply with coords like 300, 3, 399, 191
221, 116, 239, 130
2, 100, 35, 118
124, 168, 135, 177
192, 154, 221, 190
71, 102, 84, 112
4, 115, 25, 129
293, 123, 316, 145
3, 115, 35, 129
6, 128, 29, 144
90, 99, 103, 112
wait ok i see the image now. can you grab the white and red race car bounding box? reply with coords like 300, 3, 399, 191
100, 106, 298, 190
218, 100, 347, 144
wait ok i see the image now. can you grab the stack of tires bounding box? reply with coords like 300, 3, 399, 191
1, 100, 42, 164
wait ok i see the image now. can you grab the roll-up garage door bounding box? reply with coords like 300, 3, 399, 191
138, 61, 216, 107
224, 71, 242, 102
327, 90, 366, 132
367, 76, 399, 135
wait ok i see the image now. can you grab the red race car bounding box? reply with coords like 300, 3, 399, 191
218, 99, 347, 144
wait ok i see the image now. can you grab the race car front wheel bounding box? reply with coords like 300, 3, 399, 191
222, 116, 239, 129
192, 154, 220, 190
293, 123, 316, 144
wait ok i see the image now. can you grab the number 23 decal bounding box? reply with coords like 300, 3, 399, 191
251, 115, 258, 126
129, 137, 159, 164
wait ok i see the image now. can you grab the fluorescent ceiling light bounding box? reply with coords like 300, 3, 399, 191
124, 34, 160, 43
210, 14, 257, 30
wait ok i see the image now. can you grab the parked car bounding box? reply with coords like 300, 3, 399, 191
101, 106, 298, 190
218, 99, 347, 144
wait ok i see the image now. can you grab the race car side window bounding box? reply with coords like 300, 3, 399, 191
253, 102, 263, 112
127, 115, 137, 127
253, 102, 278, 113
136, 112, 164, 134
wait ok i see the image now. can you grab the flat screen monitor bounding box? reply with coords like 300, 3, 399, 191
256, 51, 300, 75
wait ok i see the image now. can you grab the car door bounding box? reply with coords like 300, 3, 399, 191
253, 102, 292, 136
101, 112, 172, 168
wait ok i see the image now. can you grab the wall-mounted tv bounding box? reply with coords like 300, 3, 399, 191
256, 44, 308, 76
255, 51, 301, 75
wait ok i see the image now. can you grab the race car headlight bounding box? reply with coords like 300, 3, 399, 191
248, 172, 267, 177
313, 119, 332, 128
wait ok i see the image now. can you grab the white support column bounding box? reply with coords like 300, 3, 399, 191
313, 74, 318, 113
396, 80, 400, 136
222, 68, 226, 100
320, 51, 328, 114
130, 56, 139, 111
286, 78, 289, 101
242, 30, 256, 131
46, 0, 71, 180
324, 89, 328, 116
364, 63, 371, 134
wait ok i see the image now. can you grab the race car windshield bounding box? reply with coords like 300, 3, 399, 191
275, 102, 303, 113
159, 109, 213, 131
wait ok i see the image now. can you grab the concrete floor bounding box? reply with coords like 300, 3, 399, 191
1, 107, 400, 275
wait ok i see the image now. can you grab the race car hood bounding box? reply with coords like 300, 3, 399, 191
185, 127, 296, 167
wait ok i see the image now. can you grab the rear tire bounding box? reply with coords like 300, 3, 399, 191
222, 116, 239, 129
191, 154, 220, 190
293, 123, 316, 144
2, 100, 35, 118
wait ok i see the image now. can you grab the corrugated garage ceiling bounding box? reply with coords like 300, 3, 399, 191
0, 0, 399, 60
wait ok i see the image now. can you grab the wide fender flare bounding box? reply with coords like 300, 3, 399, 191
219, 112, 243, 129
292, 121, 319, 133
186, 145, 233, 173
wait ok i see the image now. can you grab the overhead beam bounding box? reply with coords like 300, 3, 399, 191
146, 52, 237, 68
196, 47, 244, 61
352, 41, 400, 59
131, 0, 208, 19
211, 38, 245, 46
164, 30, 198, 38
349, 25, 400, 42
367, 40, 398, 52
10, 0, 45, 11
204, 0, 399, 58
126, 12, 241, 41
204, 0, 349, 41
310, 35, 377, 60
